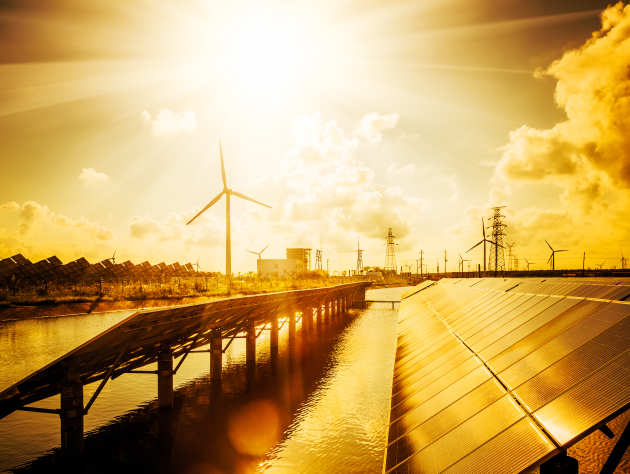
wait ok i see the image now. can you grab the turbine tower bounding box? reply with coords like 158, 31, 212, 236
187, 141, 271, 293
545, 240, 567, 271
466, 218, 496, 272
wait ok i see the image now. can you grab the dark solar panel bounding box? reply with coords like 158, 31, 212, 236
386, 277, 630, 473
0, 282, 368, 418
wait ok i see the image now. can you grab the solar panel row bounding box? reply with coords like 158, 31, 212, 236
0, 282, 368, 418
0, 253, 206, 287
386, 277, 630, 473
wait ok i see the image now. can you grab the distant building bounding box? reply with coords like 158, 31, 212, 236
256, 248, 312, 277
257, 258, 302, 277
286, 248, 311, 272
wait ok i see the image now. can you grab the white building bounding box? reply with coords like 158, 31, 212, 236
257, 258, 302, 277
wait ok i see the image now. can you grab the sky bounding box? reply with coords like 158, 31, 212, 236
1, 0, 629, 273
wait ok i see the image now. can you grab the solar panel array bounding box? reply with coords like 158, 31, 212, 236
386, 277, 630, 473
0, 282, 368, 418
0, 253, 206, 288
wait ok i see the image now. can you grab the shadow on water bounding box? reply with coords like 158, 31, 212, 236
13, 314, 353, 474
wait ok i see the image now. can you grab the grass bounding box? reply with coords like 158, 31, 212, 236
0, 274, 410, 308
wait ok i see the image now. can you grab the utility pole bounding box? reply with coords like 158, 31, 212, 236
420, 250, 424, 278
488, 206, 507, 275
506, 241, 515, 271
444, 250, 448, 274
356, 239, 364, 275
385, 228, 397, 272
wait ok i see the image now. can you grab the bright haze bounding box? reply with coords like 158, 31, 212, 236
0, 0, 627, 271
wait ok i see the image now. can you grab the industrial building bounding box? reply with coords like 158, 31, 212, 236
256, 248, 312, 277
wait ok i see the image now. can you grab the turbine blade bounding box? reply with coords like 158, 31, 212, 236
247, 250, 258, 255
231, 190, 271, 208
547, 253, 553, 264
186, 191, 225, 225
545, 240, 553, 251
557, 249, 568, 253
482, 218, 485, 239
219, 141, 227, 188
261, 245, 269, 253
466, 241, 483, 253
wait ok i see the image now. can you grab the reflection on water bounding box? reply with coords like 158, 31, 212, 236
0, 287, 410, 473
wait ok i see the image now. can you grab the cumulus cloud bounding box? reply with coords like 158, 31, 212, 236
263, 113, 422, 252
1, 200, 114, 240
358, 112, 399, 144
0, 200, 115, 262
495, 2, 630, 204
129, 212, 222, 247
78, 167, 109, 186
142, 109, 197, 136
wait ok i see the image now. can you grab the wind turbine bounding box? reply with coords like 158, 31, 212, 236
545, 240, 567, 271
247, 245, 268, 260
466, 218, 497, 272
524, 258, 532, 271
187, 141, 271, 293
110, 249, 117, 264
458, 253, 470, 273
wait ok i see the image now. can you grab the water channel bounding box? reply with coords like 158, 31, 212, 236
0, 287, 409, 473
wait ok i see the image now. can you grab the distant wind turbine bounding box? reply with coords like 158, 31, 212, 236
247, 245, 268, 260
524, 258, 532, 271
545, 240, 567, 271
187, 141, 271, 293
466, 218, 497, 272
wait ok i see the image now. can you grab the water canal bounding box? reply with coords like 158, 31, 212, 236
0, 287, 409, 473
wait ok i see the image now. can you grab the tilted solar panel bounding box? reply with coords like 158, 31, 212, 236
386, 277, 630, 473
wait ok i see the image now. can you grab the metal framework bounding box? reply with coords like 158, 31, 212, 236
0, 282, 369, 455
488, 206, 507, 273
385, 228, 397, 272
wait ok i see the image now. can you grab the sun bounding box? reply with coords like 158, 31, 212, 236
208, 8, 325, 102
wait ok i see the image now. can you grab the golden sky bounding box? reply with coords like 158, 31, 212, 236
1, 0, 629, 272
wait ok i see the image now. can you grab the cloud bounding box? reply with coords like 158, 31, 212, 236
262, 113, 422, 253
494, 3, 630, 203
142, 109, 197, 136
1, 200, 114, 240
129, 212, 222, 247
0, 200, 114, 262
358, 112, 399, 143
78, 167, 109, 186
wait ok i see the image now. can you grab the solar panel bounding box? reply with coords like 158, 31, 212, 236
0, 282, 368, 418
386, 277, 630, 473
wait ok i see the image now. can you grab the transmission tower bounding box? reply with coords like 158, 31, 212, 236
315, 249, 323, 271
488, 206, 507, 273
385, 228, 397, 272
356, 239, 364, 274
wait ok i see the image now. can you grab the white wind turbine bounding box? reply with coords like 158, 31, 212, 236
187, 142, 271, 293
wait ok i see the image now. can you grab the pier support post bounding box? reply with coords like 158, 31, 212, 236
325, 301, 330, 324
157, 343, 173, 410
60, 367, 84, 456
316, 304, 322, 332
246, 320, 256, 380
270, 316, 279, 362
210, 328, 222, 386
289, 311, 296, 351
302, 306, 312, 333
